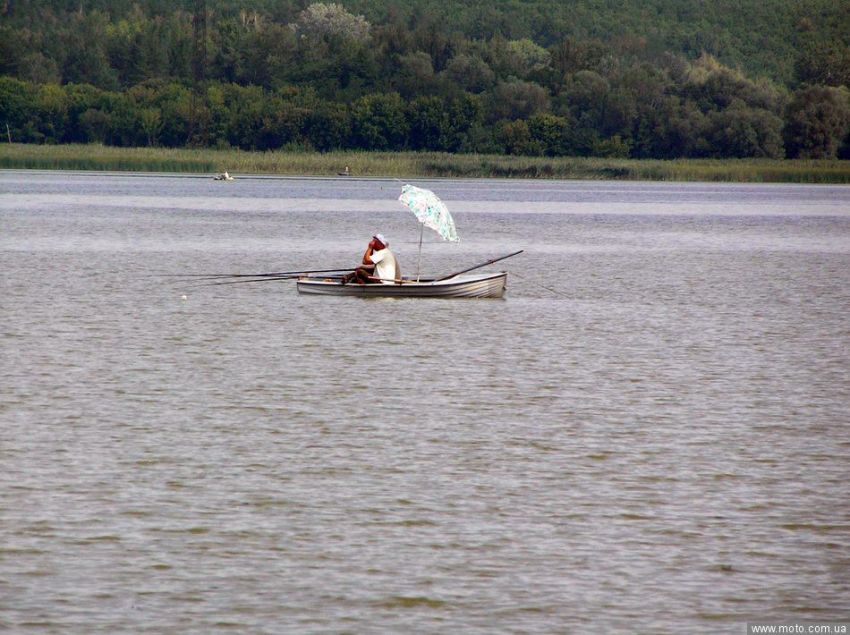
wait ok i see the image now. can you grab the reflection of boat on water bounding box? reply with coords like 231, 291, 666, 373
213, 171, 234, 181
296, 271, 508, 298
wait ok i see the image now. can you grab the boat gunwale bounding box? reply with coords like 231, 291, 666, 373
298, 270, 505, 287
295, 270, 508, 297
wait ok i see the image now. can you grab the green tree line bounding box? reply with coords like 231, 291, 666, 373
1, 1, 849, 159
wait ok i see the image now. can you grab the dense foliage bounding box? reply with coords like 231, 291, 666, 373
1, 0, 849, 159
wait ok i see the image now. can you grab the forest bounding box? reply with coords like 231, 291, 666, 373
1, 0, 849, 160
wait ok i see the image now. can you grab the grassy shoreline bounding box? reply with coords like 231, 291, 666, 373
1, 143, 849, 183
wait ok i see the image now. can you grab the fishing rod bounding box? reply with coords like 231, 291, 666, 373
186, 273, 347, 288
435, 250, 524, 281
160, 267, 354, 280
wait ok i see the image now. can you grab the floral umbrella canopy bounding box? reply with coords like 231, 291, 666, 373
398, 184, 459, 279
398, 184, 460, 243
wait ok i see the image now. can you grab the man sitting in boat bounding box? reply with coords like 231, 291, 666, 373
341, 234, 401, 284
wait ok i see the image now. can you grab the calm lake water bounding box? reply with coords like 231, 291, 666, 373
1, 171, 849, 633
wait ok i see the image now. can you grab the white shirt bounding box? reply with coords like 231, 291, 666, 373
369, 247, 399, 284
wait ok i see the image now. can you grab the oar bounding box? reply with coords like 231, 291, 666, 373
161, 267, 354, 280
435, 250, 524, 281
191, 273, 347, 288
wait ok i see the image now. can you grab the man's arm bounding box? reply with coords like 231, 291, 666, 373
362, 240, 377, 264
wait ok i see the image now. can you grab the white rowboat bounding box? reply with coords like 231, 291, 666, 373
296, 271, 507, 298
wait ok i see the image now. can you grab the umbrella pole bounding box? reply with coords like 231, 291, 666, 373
416, 223, 424, 282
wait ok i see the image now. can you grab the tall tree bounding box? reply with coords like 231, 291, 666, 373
784, 84, 850, 158
350, 92, 408, 150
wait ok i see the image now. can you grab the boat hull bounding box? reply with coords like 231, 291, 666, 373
296, 272, 507, 298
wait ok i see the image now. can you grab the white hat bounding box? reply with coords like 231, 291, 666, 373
373, 233, 387, 246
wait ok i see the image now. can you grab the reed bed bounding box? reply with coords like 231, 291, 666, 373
2, 143, 848, 183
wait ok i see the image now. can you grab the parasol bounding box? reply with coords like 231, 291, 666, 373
398, 184, 459, 280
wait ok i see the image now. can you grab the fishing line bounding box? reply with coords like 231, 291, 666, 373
510, 271, 570, 298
